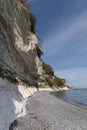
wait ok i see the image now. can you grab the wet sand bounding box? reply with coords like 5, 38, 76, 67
9, 91, 87, 130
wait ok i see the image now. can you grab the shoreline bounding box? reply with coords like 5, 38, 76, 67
9, 90, 87, 130
50, 91, 87, 111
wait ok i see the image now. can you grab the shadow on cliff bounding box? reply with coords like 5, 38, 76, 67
0, 77, 26, 130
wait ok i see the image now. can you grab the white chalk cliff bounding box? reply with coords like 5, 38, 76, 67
0, 0, 43, 129
0, 0, 69, 129
0, 0, 44, 85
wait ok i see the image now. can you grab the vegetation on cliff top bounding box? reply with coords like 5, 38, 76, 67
36, 46, 43, 58
42, 62, 54, 76
53, 76, 66, 88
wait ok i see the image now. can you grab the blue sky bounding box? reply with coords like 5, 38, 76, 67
26, 0, 87, 88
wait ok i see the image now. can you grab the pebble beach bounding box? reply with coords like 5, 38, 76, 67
9, 91, 87, 130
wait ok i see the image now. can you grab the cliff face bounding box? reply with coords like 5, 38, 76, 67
0, 0, 43, 85
0, 1, 42, 129
0, 0, 68, 129
0, 0, 67, 89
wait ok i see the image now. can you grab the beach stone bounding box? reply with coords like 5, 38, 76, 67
9, 91, 87, 130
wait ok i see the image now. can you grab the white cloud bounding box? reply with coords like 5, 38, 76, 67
42, 10, 87, 56
55, 67, 87, 88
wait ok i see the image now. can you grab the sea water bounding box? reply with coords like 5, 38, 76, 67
52, 89, 87, 109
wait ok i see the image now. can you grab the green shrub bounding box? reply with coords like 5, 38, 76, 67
42, 63, 54, 76
54, 76, 66, 87
45, 77, 53, 87
30, 13, 36, 33
36, 46, 43, 58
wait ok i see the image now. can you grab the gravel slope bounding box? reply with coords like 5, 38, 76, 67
9, 91, 87, 130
